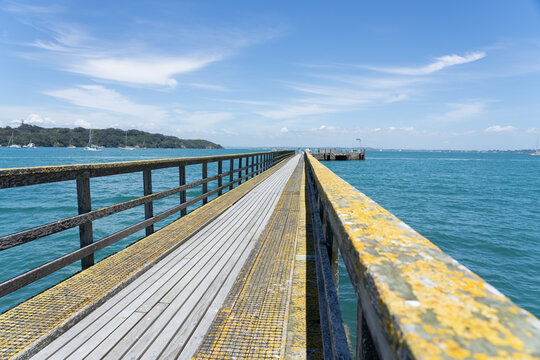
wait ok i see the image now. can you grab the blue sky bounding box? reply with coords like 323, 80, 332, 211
1, 1, 540, 149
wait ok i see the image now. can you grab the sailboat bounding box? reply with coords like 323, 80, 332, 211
84, 128, 101, 151
7, 132, 21, 148
120, 130, 136, 150
23, 140, 36, 148
531, 136, 540, 156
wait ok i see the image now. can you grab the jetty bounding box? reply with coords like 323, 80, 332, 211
312, 148, 366, 161
0, 151, 539, 359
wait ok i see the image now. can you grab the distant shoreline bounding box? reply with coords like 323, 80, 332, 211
0, 124, 223, 149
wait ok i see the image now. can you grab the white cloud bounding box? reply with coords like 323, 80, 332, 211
25, 113, 55, 124
44, 85, 164, 117
180, 111, 233, 125
366, 52, 486, 75
174, 111, 234, 132
256, 104, 336, 119
526, 127, 540, 134
221, 128, 237, 135
280, 127, 289, 133
484, 125, 517, 133
189, 83, 230, 92
385, 94, 408, 103
68, 56, 221, 88
311, 125, 339, 132
75, 119, 91, 128
432, 102, 487, 122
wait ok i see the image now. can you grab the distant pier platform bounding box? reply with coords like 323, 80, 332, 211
311, 148, 366, 161
1, 150, 539, 359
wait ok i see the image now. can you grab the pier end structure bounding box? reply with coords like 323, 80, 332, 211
312, 148, 366, 161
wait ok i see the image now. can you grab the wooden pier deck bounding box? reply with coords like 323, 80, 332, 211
1, 151, 540, 360
33, 154, 312, 359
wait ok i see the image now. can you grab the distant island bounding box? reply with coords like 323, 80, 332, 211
0, 124, 223, 149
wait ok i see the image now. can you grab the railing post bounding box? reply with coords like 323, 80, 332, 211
238, 157, 242, 184
320, 200, 339, 290
143, 169, 154, 235
329, 230, 339, 292
247, 156, 251, 179
218, 160, 223, 196
357, 302, 378, 360
202, 161, 208, 205
179, 164, 186, 217
229, 158, 234, 190
76, 176, 94, 270
357, 301, 363, 359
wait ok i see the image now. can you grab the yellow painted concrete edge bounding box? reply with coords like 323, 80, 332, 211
306, 153, 540, 360
0, 156, 293, 360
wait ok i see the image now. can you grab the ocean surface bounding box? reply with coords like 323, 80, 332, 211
1, 148, 539, 348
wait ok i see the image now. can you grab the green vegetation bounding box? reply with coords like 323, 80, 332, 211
0, 124, 223, 149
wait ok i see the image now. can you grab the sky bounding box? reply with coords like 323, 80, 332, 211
1, 1, 540, 149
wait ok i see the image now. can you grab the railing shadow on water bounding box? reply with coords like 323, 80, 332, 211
0, 150, 294, 312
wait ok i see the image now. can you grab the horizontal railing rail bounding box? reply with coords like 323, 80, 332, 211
0, 150, 294, 298
0, 152, 288, 188
304, 152, 540, 359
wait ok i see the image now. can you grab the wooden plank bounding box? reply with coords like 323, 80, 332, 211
161, 178, 290, 359
117, 174, 288, 358
136, 165, 297, 359
148, 157, 300, 359
44, 173, 283, 359
182, 156, 301, 359
99, 302, 169, 359
37, 166, 288, 358
116, 158, 299, 359
34, 155, 299, 359
36, 259, 191, 359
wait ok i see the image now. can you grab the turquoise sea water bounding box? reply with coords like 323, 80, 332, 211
0, 149, 539, 341
327, 151, 540, 345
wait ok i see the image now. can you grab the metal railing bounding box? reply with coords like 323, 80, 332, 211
304, 152, 540, 359
0, 150, 294, 298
